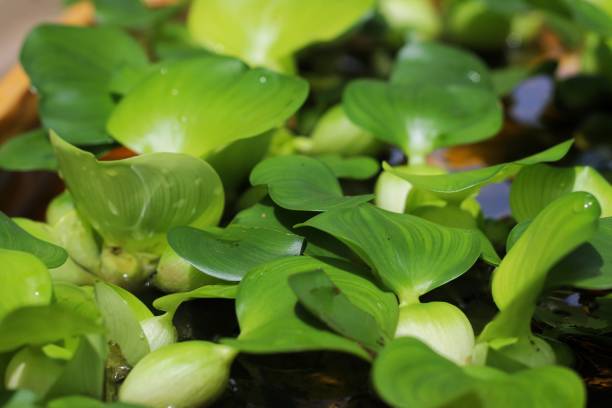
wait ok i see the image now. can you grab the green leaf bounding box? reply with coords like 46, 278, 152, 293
0, 129, 57, 171
510, 164, 611, 222
250, 155, 374, 211
385, 140, 573, 202
509, 218, 612, 290
316, 155, 380, 180
168, 225, 304, 281
479, 193, 601, 364
20, 24, 148, 144
107, 56, 308, 157
298, 204, 481, 304
45, 336, 106, 400
153, 284, 237, 316
0, 303, 104, 353
94, 282, 149, 365
373, 337, 585, 408
49, 396, 144, 408
295, 104, 379, 157
51, 133, 224, 252
187, 0, 375, 69
93, 0, 181, 30
222, 256, 398, 360
0, 249, 52, 322
343, 80, 502, 159
391, 41, 494, 90
0, 212, 67, 268
288, 269, 388, 353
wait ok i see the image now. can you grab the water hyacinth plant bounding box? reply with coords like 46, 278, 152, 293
0, 0, 611, 407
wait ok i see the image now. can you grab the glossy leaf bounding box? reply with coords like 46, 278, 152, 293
510, 164, 611, 221
317, 155, 380, 180
391, 41, 493, 90
0, 129, 56, 171
373, 337, 585, 408
385, 140, 573, 202
298, 204, 481, 304
93, 0, 181, 30
223, 256, 398, 360
94, 282, 149, 365
343, 80, 502, 159
480, 193, 601, 364
289, 269, 388, 353
51, 133, 224, 252
108, 56, 308, 157
20, 25, 148, 144
250, 155, 374, 211
0, 303, 104, 353
153, 284, 237, 316
0, 249, 52, 322
168, 225, 304, 281
0, 212, 67, 269
509, 218, 612, 290
188, 0, 375, 69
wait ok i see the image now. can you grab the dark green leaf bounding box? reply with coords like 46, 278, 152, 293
250, 155, 374, 211
317, 155, 379, 180
168, 225, 304, 281
0, 129, 56, 171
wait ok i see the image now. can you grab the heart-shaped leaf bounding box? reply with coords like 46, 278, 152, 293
222, 256, 398, 360
343, 80, 502, 160
510, 164, 611, 222
479, 193, 601, 363
317, 155, 380, 180
51, 132, 224, 252
0, 129, 57, 171
391, 41, 494, 90
298, 204, 481, 304
188, 0, 375, 69
107, 56, 308, 157
373, 337, 585, 408
0, 249, 52, 322
385, 140, 573, 202
250, 155, 374, 211
20, 24, 148, 145
289, 269, 389, 353
0, 212, 67, 268
168, 225, 304, 281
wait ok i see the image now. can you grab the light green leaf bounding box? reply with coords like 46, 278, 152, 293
510, 164, 611, 221
0, 303, 104, 353
298, 204, 481, 304
51, 132, 224, 252
288, 269, 389, 353
480, 193, 601, 365
188, 0, 375, 69
153, 284, 237, 316
108, 56, 308, 157
222, 256, 398, 360
0, 129, 57, 171
373, 337, 585, 408
94, 282, 149, 365
343, 80, 502, 159
509, 218, 612, 290
0, 212, 67, 269
295, 104, 379, 157
250, 155, 374, 211
49, 396, 144, 408
317, 155, 380, 180
168, 225, 304, 281
0, 249, 52, 322
391, 41, 493, 90
385, 140, 573, 202
20, 24, 148, 144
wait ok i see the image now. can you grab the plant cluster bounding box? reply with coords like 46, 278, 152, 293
0, 0, 611, 407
